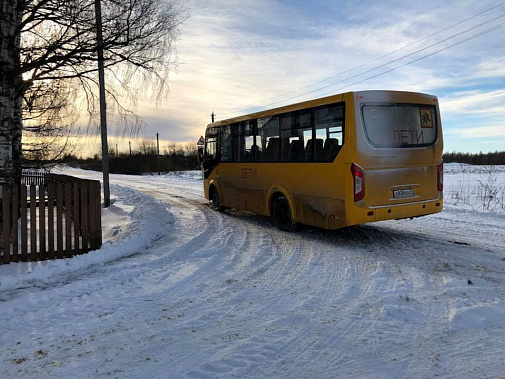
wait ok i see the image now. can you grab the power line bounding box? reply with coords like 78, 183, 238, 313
235, 13, 505, 113
218, 1, 505, 114
313, 21, 505, 98
216, 4, 505, 120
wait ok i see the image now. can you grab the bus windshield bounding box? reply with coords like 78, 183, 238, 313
362, 104, 437, 148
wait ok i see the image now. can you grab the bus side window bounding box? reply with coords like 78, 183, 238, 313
232, 123, 241, 163
205, 136, 217, 161
280, 111, 312, 162
315, 105, 344, 162
237, 121, 256, 162
258, 116, 280, 162
281, 114, 293, 162
220, 125, 232, 162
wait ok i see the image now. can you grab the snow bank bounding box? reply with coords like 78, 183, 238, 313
0, 184, 174, 291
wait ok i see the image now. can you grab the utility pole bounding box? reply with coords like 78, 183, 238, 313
156, 133, 160, 175
94, 0, 110, 207
129, 141, 132, 157
211, 112, 215, 123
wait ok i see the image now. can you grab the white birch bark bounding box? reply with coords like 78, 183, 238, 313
1, 0, 23, 251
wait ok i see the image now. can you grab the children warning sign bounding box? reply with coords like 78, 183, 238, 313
419, 108, 434, 128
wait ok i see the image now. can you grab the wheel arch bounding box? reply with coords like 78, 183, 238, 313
207, 180, 221, 201
265, 185, 295, 218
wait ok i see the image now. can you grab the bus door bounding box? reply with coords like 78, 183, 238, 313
203, 127, 219, 181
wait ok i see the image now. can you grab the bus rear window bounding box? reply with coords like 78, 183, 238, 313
362, 104, 437, 148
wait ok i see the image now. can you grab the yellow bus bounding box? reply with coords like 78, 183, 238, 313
203, 90, 443, 231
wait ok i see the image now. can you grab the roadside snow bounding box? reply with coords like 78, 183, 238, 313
1, 165, 504, 378
0, 185, 174, 288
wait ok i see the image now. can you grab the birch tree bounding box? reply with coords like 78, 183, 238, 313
0, 0, 186, 187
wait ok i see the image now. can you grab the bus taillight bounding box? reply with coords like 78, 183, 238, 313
437, 161, 444, 192
351, 163, 365, 202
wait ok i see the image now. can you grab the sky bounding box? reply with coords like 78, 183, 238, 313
92, 0, 505, 155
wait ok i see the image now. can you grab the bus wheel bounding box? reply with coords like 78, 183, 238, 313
272, 196, 295, 232
210, 187, 225, 212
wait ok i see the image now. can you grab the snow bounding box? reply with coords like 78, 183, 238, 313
1, 164, 504, 378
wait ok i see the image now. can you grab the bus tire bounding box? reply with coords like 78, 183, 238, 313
210, 187, 225, 212
272, 196, 296, 232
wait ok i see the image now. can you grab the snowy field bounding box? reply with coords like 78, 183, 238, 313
1, 164, 504, 378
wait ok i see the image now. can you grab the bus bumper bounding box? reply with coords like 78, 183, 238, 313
346, 197, 443, 226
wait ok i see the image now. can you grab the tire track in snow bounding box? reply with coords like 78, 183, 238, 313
48, 170, 505, 378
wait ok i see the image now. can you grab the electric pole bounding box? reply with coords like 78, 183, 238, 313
94, 0, 110, 207
156, 133, 160, 175
211, 112, 215, 123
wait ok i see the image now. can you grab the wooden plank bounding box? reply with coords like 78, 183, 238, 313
56, 183, 63, 258
39, 184, 46, 260
74, 183, 80, 255
89, 183, 97, 250
95, 182, 102, 249
81, 184, 89, 253
47, 182, 55, 259
30, 185, 37, 261
12, 186, 19, 262
20, 185, 28, 261
65, 183, 72, 257
2, 186, 11, 264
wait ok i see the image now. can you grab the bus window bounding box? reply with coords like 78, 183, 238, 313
297, 111, 312, 128
258, 116, 280, 162
280, 111, 312, 162
362, 104, 437, 148
281, 114, 293, 162
220, 125, 232, 162
232, 123, 241, 162
235, 121, 255, 162
205, 136, 217, 161
323, 122, 343, 162
315, 104, 344, 162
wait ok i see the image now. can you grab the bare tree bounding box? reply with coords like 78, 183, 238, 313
137, 139, 157, 156
183, 141, 197, 157
22, 78, 79, 165
0, 0, 187, 186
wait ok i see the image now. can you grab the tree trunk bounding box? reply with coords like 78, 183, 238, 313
0, 0, 23, 189
1, 0, 24, 253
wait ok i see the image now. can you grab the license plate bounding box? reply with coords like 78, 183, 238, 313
393, 189, 415, 199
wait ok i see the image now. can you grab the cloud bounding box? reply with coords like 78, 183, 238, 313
140, 0, 505, 153
441, 90, 505, 115
457, 125, 505, 138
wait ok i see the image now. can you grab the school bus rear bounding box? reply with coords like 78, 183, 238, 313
344, 90, 443, 227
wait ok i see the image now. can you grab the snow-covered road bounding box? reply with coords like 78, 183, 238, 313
1, 166, 504, 378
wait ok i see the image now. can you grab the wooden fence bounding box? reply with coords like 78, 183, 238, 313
1, 174, 102, 264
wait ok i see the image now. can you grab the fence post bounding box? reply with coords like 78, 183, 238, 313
73, 183, 80, 254
56, 183, 63, 258
21, 185, 28, 261
81, 183, 89, 253
39, 184, 46, 260
96, 182, 102, 248
48, 182, 55, 259
30, 184, 37, 261
2, 187, 11, 264
12, 186, 19, 262
65, 183, 72, 257
89, 181, 101, 250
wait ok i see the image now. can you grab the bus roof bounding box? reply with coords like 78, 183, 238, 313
206, 90, 437, 128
